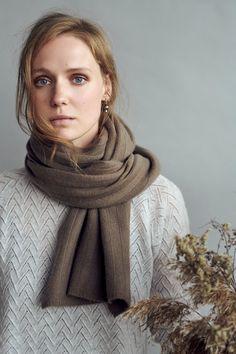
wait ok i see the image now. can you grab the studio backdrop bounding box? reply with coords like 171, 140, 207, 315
1, 1, 236, 353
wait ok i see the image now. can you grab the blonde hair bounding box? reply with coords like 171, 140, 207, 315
16, 11, 119, 165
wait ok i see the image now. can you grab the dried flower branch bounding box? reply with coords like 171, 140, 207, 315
123, 221, 236, 354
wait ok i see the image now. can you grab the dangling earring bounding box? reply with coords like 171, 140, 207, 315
102, 100, 109, 113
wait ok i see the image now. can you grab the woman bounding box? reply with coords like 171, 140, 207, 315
0, 12, 189, 354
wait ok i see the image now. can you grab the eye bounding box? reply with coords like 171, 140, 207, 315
73, 75, 87, 85
33, 77, 50, 87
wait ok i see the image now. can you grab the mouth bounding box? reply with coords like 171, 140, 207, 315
50, 115, 75, 126
50, 115, 75, 122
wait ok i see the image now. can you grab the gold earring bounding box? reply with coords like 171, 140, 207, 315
102, 100, 109, 113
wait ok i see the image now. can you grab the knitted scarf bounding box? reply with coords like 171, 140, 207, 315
25, 115, 160, 316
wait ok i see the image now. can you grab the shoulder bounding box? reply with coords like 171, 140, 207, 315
134, 174, 186, 213
151, 175, 190, 238
148, 174, 184, 200
0, 167, 29, 205
0, 167, 27, 193
133, 174, 189, 239
150, 174, 189, 226
0, 168, 28, 228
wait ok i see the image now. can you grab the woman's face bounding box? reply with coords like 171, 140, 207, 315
31, 34, 110, 148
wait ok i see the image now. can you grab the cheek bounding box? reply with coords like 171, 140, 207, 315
31, 92, 49, 119
78, 87, 104, 110
32, 92, 47, 109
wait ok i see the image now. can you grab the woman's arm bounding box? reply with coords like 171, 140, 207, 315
149, 178, 190, 347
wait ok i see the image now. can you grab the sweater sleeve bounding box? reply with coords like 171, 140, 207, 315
149, 176, 190, 347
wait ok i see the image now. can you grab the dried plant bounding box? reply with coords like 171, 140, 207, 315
123, 221, 236, 354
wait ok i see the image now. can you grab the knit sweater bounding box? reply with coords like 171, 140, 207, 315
0, 168, 189, 354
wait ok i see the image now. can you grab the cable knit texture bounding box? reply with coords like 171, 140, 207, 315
0, 168, 189, 354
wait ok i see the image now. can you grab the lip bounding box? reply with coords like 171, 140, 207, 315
50, 115, 75, 122
50, 115, 76, 127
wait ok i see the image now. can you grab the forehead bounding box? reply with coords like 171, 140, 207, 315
32, 34, 98, 70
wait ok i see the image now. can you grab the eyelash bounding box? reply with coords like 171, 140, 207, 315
73, 75, 87, 85
33, 75, 87, 87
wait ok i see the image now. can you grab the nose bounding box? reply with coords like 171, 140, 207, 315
50, 81, 69, 107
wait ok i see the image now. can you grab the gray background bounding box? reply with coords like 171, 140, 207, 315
1, 1, 236, 353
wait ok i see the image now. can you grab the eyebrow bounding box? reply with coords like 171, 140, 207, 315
32, 67, 92, 75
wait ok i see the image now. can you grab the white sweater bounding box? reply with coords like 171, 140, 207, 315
0, 168, 189, 354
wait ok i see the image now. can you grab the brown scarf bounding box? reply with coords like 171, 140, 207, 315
25, 115, 160, 316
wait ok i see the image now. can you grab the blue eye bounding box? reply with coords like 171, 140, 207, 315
34, 78, 50, 87
73, 75, 86, 85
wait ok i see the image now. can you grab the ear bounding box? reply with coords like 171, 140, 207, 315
102, 74, 112, 101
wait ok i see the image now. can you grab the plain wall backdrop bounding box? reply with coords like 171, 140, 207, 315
1, 0, 236, 353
